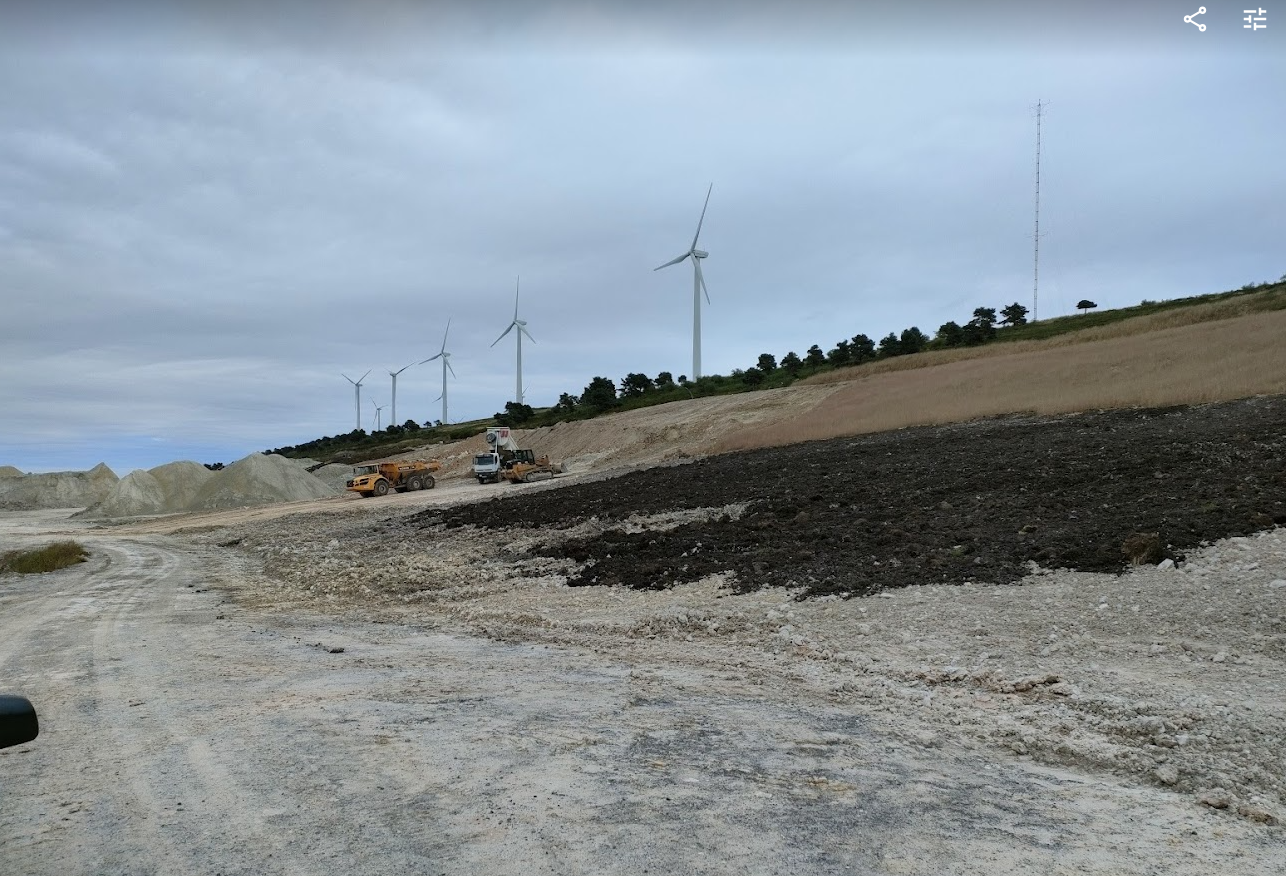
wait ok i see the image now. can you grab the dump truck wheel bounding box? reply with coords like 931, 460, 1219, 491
373, 479, 389, 497
422, 475, 435, 489
406, 475, 422, 491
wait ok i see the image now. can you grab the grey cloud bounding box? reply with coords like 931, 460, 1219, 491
0, 5, 1282, 473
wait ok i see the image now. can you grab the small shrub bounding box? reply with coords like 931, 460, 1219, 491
0, 541, 89, 575
1120, 532, 1164, 565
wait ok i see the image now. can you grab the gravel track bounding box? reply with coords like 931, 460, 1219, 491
2, 520, 1281, 873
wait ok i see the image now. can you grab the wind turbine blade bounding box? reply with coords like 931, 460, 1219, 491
654, 252, 690, 271
513, 277, 520, 321
689, 182, 712, 252
441, 317, 451, 352
695, 258, 711, 305
358, 369, 371, 384
491, 323, 516, 347
520, 325, 535, 343
446, 359, 457, 378
342, 373, 355, 385
420, 353, 443, 364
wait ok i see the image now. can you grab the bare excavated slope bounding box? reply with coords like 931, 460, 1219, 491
382, 307, 1286, 482
379, 384, 848, 481
76, 461, 216, 519
74, 455, 337, 519
0, 462, 118, 510
188, 453, 338, 511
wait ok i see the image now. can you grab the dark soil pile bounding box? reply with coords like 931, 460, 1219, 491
413, 396, 1286, 598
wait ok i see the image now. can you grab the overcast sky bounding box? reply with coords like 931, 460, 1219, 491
2, 1, 1282, 474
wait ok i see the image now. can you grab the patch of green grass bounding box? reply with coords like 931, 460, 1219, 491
0, 541, 90, 575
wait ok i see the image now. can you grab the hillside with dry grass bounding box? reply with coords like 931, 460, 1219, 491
375, 297, 1286, 476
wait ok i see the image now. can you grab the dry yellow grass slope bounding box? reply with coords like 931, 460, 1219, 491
371, 301, 1284, 476
716, 309, 1286, 454
802, 285, 1286, 385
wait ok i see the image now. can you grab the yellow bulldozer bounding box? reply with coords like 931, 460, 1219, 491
346, 459, 441, 498
500, 449, 561, 484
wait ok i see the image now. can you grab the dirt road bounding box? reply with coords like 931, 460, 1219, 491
2, 513, 1282, 874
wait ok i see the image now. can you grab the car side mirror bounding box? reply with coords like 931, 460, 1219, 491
0, 696, 39, 749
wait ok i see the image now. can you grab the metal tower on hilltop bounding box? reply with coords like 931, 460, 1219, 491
1033, 99, 1048, 322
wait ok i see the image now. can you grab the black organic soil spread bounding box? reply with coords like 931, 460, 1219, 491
413, 396, 1286, 598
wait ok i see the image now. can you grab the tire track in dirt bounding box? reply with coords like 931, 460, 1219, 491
1, 538, 292, 874
84, 539, 278, 874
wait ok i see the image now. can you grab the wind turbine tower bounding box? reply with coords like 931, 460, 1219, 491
654, 183, 713, 380
341, 370, 371, 432
491, 278, 535, 404
387, 360, 417, 429
420, 318, 456, 424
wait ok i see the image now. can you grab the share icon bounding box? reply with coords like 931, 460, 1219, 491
1185, 6, 1207, 31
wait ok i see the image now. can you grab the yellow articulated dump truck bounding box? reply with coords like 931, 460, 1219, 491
346, 459, 441, 498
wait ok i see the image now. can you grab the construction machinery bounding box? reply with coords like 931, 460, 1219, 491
473, 427, 561, 484
346, 459, 441, 498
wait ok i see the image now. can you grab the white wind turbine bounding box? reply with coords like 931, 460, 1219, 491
654, 183, 713, 380
341, 370, 371, 432
387, 359, 418, 430
370, 399, 387, 432
491, 277, 535, 404
420, 318, 456, 424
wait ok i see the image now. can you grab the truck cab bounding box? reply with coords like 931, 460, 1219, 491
473, 452, 503, 484
347, 464, 386, 494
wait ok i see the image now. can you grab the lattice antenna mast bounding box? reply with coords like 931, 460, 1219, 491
1032, 99, 1047, 322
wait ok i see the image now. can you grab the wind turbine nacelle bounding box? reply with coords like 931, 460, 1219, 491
693, 249, 709, 259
